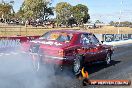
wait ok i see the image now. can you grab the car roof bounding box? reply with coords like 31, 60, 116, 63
49, 29, 92, 34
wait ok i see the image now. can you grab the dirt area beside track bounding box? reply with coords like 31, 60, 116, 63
0, 25, 132, 37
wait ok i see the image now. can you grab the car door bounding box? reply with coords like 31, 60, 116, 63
88, 34, 106, 60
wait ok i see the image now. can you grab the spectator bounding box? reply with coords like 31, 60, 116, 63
25, 20, 29, 27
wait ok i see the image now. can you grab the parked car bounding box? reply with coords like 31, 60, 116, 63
22, 30, 114, 75
30, 19, 44, 27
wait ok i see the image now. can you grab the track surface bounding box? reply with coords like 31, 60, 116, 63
0, 45, 132, 88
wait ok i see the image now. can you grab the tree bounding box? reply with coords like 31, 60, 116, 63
20, 0, 54, 20
71, 4, 90, 25
15, 6, 24, 20
55, 2, 72, 25
0, 0, 16, 21
95, 20, 101, 23
109, 21, 114, 26
9, 0, 15, 13
0, 3, 12, 19
67, 17, 76, 28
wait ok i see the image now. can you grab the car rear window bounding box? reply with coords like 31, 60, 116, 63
40, 31, 73, 42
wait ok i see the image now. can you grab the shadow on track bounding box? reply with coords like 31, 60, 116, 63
35, 60, 121, 79
84, 60, 121, 75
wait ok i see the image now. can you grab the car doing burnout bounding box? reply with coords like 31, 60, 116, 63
22, 30, 114, 75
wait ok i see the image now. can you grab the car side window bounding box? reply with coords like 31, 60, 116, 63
57, 35, 70, 42
80, 34, 90, 45
88, 34, 99, 44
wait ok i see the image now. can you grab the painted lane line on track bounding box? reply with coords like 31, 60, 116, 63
0, 53, 4, 55
0, 51, 26, 57
5, 54, 10, 56
10, 52, 19, 55
21, 51, 26, 53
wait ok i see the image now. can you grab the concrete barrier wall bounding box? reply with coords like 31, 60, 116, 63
94, 34, 132, 43
102, 34, 132, 42
0, 36, 40, 49
0, 34, 131, 50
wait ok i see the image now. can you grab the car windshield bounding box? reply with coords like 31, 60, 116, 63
39, 31, 73, 42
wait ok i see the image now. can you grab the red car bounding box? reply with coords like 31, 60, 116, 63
22, 30, 114, 75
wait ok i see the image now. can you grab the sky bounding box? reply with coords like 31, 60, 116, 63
1, 0, 132, 23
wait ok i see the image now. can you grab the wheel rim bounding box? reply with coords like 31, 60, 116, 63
106, 54, 111, 64
74, 58, 80, 73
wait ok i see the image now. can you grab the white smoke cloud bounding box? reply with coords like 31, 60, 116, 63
0, 47, 77, 88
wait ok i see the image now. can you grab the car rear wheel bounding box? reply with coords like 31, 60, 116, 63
73, 55, 83, 76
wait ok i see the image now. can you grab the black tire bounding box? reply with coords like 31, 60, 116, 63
73, 55, 84, 76
105, 53, 111, 65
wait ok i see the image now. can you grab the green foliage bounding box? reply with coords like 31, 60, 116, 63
15, 6, 24, 19
109, 21, 114, 26
1, 0, 90, 25
19, 0, 54, 20
55, 3, 90, 26
72, 4, 90, 24
55, 2, 72, 25
0, 3, 12, 18
95, 20, 102, 23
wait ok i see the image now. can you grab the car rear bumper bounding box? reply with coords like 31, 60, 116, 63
29, 53, 73, 66
44, 55, 66, 60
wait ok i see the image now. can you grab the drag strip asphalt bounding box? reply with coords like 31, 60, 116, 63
0, 44, 132, 88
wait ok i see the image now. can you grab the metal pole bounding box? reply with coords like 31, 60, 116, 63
118, 0, 123, 34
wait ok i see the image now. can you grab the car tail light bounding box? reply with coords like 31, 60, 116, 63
58, 50, 64, 57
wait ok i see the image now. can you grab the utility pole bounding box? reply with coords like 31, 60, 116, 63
118, 0, 123, 34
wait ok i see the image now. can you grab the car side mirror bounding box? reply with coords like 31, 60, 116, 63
101, 41, 104, 44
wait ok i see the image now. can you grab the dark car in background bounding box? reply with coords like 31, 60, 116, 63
30, 19, 44, 27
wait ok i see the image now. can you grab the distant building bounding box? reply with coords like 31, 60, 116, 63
83, 23, 108, 29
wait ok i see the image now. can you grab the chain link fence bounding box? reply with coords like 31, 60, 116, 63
0, 26, 49, 37
0, 25, 132, 37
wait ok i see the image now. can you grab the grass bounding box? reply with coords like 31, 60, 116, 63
84, 26, 132, 34
0, 25, 132, 37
